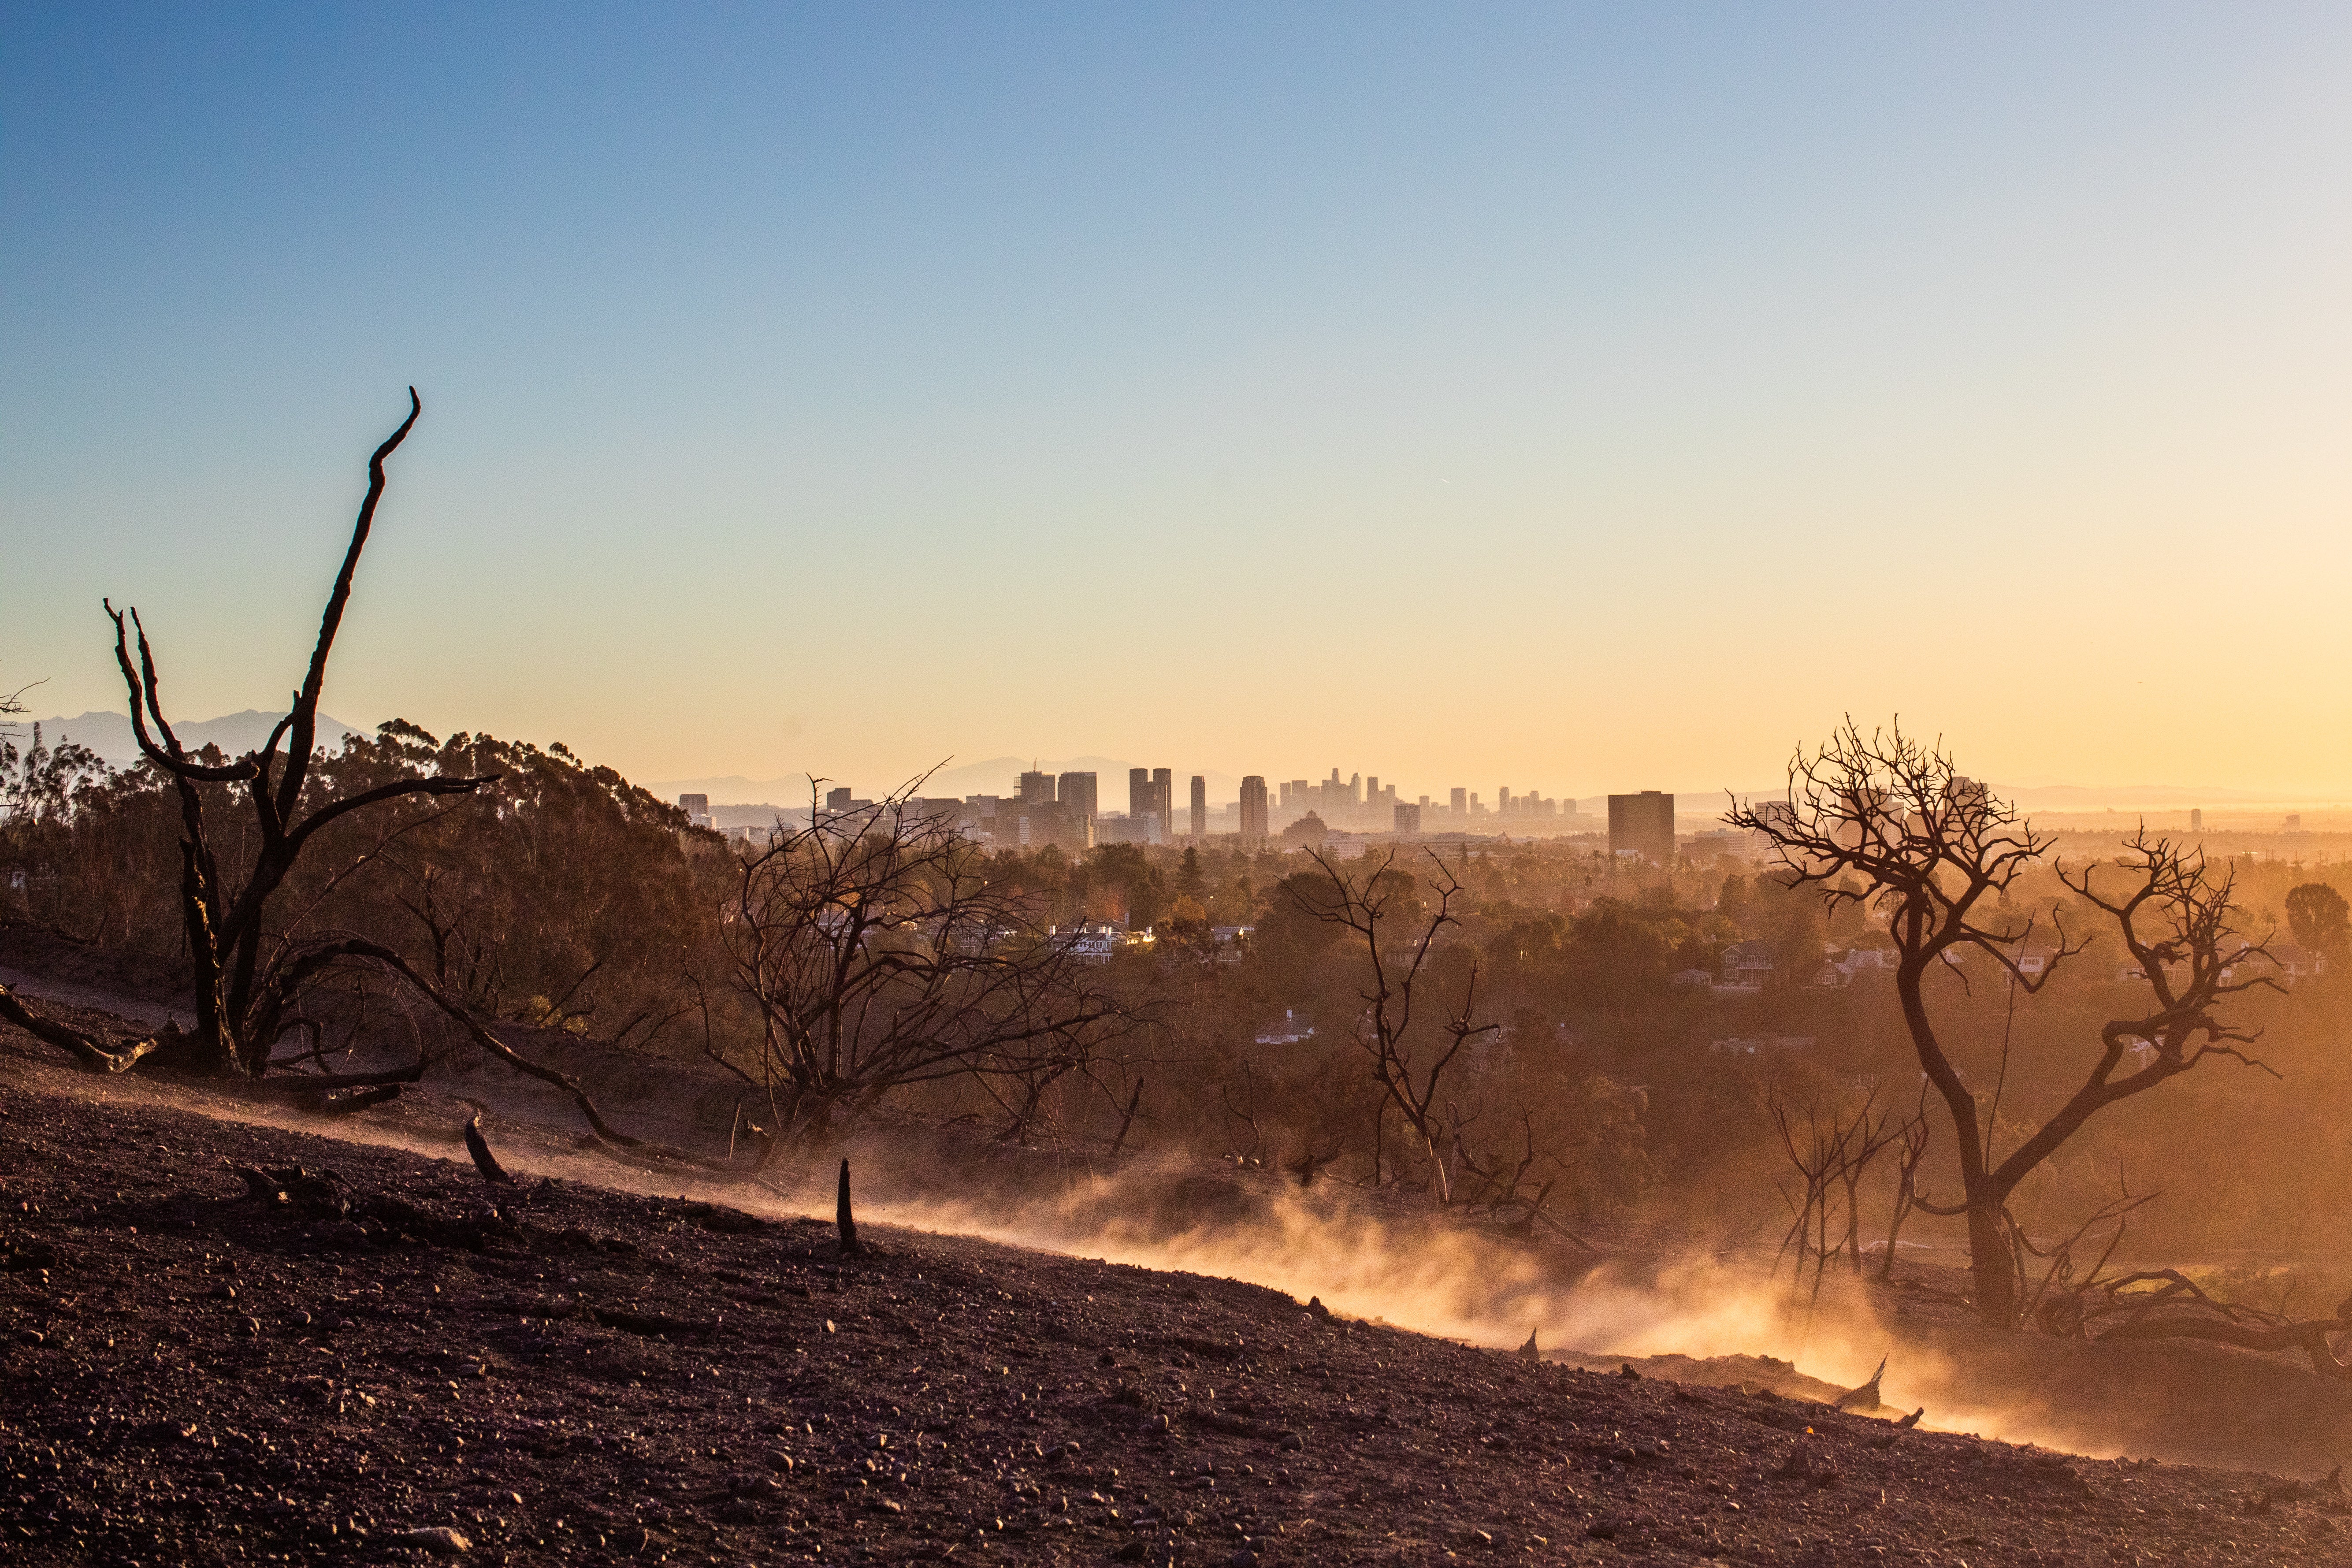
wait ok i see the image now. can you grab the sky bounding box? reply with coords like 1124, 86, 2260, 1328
6, 4, 2352, 802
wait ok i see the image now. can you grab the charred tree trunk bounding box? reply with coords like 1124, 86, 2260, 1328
836, 1158, 862, 1256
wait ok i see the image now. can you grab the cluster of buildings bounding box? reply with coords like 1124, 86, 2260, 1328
684, 773, 1699, 862
1267, 772, 1587, 836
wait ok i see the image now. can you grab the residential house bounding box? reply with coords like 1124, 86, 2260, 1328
1057, 918, 1153, 965
1718, 941, 1776, 988
1255, 1009, 1315, 1046
1208, 925, 1254, 964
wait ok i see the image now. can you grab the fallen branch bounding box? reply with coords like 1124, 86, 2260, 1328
0, 983, 171, 1074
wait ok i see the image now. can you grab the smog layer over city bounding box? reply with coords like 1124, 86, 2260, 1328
9, 7, 2352, 1566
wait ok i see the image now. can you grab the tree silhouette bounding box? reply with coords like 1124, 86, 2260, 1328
1728, 720, 2278, 1329
2285, 882, 2350, 960
0, 392, 495, 1083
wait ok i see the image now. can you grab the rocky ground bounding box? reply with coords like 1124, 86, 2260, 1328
3, 1017, 2348, 1568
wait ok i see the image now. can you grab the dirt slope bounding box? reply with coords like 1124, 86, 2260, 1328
3, 1041, 2347, 1567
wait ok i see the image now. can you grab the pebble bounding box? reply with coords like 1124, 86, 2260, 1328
398, 1524, 472, 1553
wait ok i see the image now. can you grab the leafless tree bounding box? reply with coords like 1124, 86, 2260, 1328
1832, 1090, 1909, 1273
1769, 1093, 1863, 1310
1450, 1104, 1590, 1245
1288, 848, 1499, 1204
0, 392, 496, 1086
717, 779, 1136, 1143
1877, 1090, 1932, 1282
1729, 721, 2280, 1327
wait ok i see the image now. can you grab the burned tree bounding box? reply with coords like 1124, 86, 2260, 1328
0, 391, 495, 1086
1289, 849, 1498, 1204
718, 783, 1133, 1141
1729, 721, 2278, 1327
1877, 1090, 1932, 1282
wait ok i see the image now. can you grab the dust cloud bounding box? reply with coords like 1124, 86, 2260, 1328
47, 1062, 2348, 1473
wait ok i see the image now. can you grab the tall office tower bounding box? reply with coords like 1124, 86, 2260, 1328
1366, 775, 1380, 807
1278, 780, 1294, 811
1151, 769, 1174, 841
678, 793, 710, 818
1189, 775, 1207, 840
1057, 771, 1098, 825
1239, 776, 1269, 847
825, 786, 854, 813
1348, 772, 1363, 806
1394, 802, 1422, 834
1129, 768, 1152, 819
1607, 791, 1677, 862
1450, 787, 1467, 816
2191, 807, 2203, 832
1499, 787, 1512, 814
1018, 769, 1055, 807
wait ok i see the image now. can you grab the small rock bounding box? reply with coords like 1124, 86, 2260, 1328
398, 1525, 472, 1554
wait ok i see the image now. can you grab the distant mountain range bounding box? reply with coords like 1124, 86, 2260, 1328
22, 709, 364, 765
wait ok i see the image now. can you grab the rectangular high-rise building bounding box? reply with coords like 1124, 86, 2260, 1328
677, 793, 709, 817
1057, 771, 1098, 825
1189, 775, 1207, 840
1129, 768, 1152, 820
1018, 769, 1055, 807
1450, 787, 1467, 816
1394, 802, 1422, 834
1239, 776, 1269, 848
1607, 791, 1676, 862
1152, 769, 1174, 840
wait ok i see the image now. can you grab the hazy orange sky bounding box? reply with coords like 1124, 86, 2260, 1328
7, 6, 2352, 801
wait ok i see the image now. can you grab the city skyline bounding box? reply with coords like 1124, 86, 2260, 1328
24, 705, 2345, 818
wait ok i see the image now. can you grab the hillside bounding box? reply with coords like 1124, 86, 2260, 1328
3, 1013, 2348, 1565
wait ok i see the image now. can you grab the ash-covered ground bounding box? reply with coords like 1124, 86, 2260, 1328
3, 1031, 2347, 1568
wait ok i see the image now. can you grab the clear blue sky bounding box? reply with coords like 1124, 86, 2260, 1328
7, 4, 2351, 798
